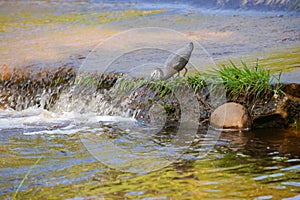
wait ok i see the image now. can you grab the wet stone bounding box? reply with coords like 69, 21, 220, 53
210, 102, 252, 131
251, 96, 290, 128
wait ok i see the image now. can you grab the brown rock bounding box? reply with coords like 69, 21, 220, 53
210, 102, 252, 131
252, 96, 290, 128
283, 83, 300, 98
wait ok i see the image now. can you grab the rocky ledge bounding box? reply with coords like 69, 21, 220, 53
0, 65, 299, 130
124, 80, 300, 130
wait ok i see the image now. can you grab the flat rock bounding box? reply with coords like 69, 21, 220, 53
210, 102, 252, 131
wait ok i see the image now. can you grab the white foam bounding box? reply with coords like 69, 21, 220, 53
0, 107, 136, 135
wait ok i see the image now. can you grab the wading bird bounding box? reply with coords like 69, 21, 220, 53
151, 42, 194, 80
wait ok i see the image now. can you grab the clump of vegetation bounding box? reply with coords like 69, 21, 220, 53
113, 76, 192, 99
202, 61, 284, 102
111, 61, 284, 104
186, 72, 207, 93
149, 78, 190, 98
112, 77, 148, 94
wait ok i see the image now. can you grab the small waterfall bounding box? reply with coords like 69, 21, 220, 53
51, 74, 144, 118
51, 85, 126, 116
0, 66, 141, 118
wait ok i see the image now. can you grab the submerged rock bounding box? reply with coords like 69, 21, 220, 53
210, 102, 252, 131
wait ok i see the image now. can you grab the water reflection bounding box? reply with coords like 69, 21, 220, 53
221, 129, 300, 158
1, 121, 300, 199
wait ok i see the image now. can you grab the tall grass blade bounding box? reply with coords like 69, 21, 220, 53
12, 157, 42, 200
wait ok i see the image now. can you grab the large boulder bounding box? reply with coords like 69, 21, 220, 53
210, 102, 252, 131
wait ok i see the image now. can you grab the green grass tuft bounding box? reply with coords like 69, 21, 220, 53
203, 60, 284, 101
186, 73, 206, 93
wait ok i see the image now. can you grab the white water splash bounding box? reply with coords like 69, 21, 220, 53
0, 106, 136, 135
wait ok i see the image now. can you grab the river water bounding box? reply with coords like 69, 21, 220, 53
0, 1, 300, 199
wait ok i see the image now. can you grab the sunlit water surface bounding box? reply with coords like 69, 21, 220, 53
0, 108, 300, 199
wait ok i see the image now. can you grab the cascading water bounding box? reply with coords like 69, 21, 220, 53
52, 71, 147, 116
0, 67, 140, 134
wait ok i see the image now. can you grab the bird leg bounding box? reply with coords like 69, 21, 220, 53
183, 67, 188, 77
175, 67, 188, 78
